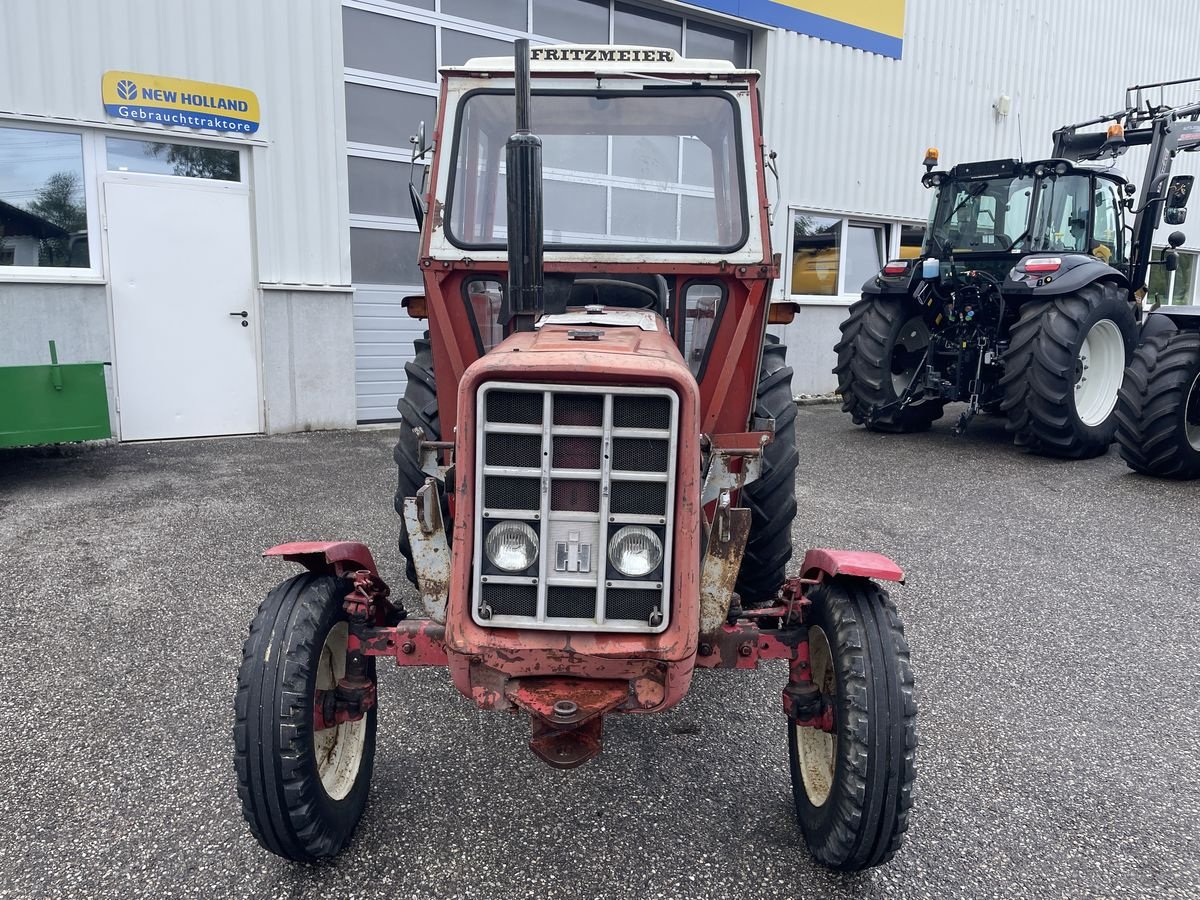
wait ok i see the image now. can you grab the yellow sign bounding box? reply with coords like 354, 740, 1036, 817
102, 71, 260, 134
686, 1, 904, 58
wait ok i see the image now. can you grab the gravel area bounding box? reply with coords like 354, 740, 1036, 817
1, 406, 1197, 899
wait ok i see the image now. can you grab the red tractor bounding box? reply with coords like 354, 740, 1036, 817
234, 41, 916, 872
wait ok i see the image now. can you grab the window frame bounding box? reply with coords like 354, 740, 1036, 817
786, 208, 899, 306
0, 119, 104, 282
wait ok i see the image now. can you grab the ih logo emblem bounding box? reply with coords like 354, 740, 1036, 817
555, 530, 591, 573
116, 79, 138, 100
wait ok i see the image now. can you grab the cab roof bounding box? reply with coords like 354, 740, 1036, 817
442, 44, 756, 79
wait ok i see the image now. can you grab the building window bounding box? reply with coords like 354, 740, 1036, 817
0, 124, 92, 270
106, 138, 241, 181
790, 213, 841, 296
1148, 249, 1197, 306
532, 0, 609, 43
899, 223, 924, 259
845, 223, 888, 295
790, 210, 899, 301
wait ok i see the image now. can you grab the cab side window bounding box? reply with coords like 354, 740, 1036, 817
1092, 181, 1124, 264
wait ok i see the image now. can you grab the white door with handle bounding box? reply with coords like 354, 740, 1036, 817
105, 179, 260, 440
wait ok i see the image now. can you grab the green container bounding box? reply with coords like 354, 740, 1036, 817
0, 341, 112, 448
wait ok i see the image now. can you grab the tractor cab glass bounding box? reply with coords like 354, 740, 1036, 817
926, 175, 1035, 254
446, 90, 747, 251
926, 170, 1128, 262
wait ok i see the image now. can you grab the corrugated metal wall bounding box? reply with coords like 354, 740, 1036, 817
0, 0, 350, 287
763, 0, 1200, 269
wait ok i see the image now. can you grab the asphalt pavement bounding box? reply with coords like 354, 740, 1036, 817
1, 406, 1197, 900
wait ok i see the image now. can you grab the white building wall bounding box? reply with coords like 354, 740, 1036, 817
0, 0, 351, 287
760, 0, 1200, 392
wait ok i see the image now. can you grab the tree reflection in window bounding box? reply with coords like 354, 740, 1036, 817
106, 137, 240, 182
0, 125, 90, 268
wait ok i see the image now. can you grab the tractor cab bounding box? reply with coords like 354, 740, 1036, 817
919, 158, 1128, 268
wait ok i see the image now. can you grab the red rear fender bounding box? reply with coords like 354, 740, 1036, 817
263, 541, 379, 577
801, 548, 905, 584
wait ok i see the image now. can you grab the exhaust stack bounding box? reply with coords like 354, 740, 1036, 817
503, 38, 544, 330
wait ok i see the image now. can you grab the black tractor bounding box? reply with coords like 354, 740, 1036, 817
835, 78, 1199, 460
1111, 86, 1200, 477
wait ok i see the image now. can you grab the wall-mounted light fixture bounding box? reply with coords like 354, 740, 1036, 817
994, 94, 1012, 117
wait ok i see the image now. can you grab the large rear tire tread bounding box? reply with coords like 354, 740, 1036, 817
1115, 330, 1200, 478
834, 296, 945, 433
234, 573, 377, 862
394, 333, 446, 586
790, 577, 917, 871
736, 335, 799, 602
998, 281, 1136, 459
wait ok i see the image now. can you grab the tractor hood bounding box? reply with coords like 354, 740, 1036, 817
485, 309, 689, 374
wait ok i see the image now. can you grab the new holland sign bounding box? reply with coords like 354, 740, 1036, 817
102, 71, 260, 134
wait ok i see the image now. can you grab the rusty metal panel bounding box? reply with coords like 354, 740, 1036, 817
402, 480, 451, 622
697, 492, 751, 634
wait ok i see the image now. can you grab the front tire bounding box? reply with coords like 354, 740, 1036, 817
736, 335, 799, 603
394, 332, 449, 586
999, 281, 1136, 458
234, 574, 377, 861
1116, 330, 1200, 478
834, 296, 946, 433
789, 577, 916, 871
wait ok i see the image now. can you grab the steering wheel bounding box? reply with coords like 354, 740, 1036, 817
572, 278, 661, 310
993, 234, 1012, 251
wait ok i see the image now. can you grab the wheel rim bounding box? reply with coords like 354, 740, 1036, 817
1074, 318, 1124, 427
795, 625, 837, 808
1186, 372, 1200, 451
313, 621, 367, 801
891, 317, 931, 397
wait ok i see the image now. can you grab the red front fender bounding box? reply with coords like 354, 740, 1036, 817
262, 541, 379, 577
801, 548, 905, 584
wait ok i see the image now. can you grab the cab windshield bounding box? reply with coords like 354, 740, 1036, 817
926, 173, 1117, 258
446, 90, 747, 252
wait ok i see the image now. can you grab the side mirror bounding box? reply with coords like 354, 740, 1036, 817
410, 121, 430, 160
407, 120, 432, 229
1165, 174, 1194, 225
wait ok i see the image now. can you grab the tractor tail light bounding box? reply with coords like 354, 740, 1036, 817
882, 260, 909, 276
1023, 257, 1062, 274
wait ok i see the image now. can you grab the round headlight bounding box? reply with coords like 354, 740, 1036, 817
1054, 161, 1070, 176
608, 526, 663, 578
1033, 164, 1048, 178
485, 521, 538, 572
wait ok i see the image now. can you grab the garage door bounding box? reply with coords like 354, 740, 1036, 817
353, 283, 425, 423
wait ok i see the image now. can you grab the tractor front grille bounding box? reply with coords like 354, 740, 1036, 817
472, 382, 678, 633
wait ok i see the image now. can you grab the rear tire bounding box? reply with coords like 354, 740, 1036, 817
834, 296, 946, 432
789, 577, 916, 871
1116, 330, 1200, 478
394, 333, 448, 586
736, 335, 799, 603
234, 574, 377, 862
999, 281, 1136, 458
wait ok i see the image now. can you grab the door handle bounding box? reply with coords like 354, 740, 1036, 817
229, 311, 248, 318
